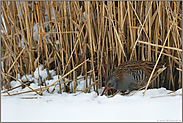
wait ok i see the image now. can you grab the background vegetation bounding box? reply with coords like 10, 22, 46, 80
1, 1, 182, 95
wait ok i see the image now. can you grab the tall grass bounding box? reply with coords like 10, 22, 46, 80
1, 1, 182, 95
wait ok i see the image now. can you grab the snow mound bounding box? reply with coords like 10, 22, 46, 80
5, 64, 94, 95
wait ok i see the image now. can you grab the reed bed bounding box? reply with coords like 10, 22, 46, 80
1, 1, 182, 96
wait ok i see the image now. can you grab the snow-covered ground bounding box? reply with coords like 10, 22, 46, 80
1, 65, 182, 122
1, 88, 182, 122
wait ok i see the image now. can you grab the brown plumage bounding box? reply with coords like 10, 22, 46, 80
102, 61, 166, 95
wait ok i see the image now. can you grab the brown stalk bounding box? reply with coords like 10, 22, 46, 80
129, 1, 153, 61
143, 15, 177, 96
38, 59, 89, 95
1, 72, 40, 95
137, 40, 182, 52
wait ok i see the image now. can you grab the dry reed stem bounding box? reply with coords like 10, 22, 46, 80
109, 90, 120, 98
176, 68, 182, 71
73, 80, 98, 96
131, 65, 166, 96
3, 80, 73, 96
1, 72, 40, 95
38, 59, 89, 95
1, 86, 11, 96
152, 49, 181, 64
2, 83, 26, 93
62, 24, 85, 75
151, 94, 182, 98
7, 47, 26, 73
85, 1, 97, 93
129, 1, 149, 40
40, 31, 79, 34
129, 1, 153, 61
21, 97, 41, 99
109, 15, 126, 58
137, 40, 182, 52
143, 16, 177, 96
1, 1, 182, 94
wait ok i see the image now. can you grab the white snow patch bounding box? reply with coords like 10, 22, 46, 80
10, 80, 21, 88
98, 87, 105, 95
23, 83, 38, 91
33, 65, 48, 81
18, 37, 25, 48
1, 14, 7, 33
175, 88, 182, 95
75, 75, 94, 92
21, 75, 33, 82
49, 70, 56, 78
33, 24, 39, 42
83, 11, 86, 19
56, 40, 59, 44
33, 24, 51, 43
1, 61, 4, 72
158, 67, 167, 72
1, 30, 6, 34
17, 74, 20, 79
44, 4, 55, 21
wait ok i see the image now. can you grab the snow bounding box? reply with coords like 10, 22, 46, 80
1, 65, 182, 122
56, 40, 59, 44
17, 2, 23, 19
1, 30, 6, 34
10, 80, 21, 87
33, 24, 52, 42
32, 23, 57, 44
33, 24, 39, 42
44, 3, 55, 21
1, 88, 182, 122
1, 14, 7, 33
18, 37, 25, 48
1, 61, 4, 72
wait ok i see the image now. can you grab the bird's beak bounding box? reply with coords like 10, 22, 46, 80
101, 87, 109, 96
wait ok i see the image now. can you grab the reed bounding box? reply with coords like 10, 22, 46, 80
1, 1, 182, 96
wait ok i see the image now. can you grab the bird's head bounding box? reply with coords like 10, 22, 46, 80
101, 76, 118, 95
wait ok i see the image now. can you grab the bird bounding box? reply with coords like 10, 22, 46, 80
101, 61, 166, 96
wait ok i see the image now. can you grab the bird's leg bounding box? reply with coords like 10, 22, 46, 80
109, 90, 120, 97
121, 90, 132, 95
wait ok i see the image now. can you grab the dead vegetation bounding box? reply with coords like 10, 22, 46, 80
1, 1, 182, 96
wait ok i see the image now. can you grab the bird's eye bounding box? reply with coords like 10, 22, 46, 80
108, 82, 111, 86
